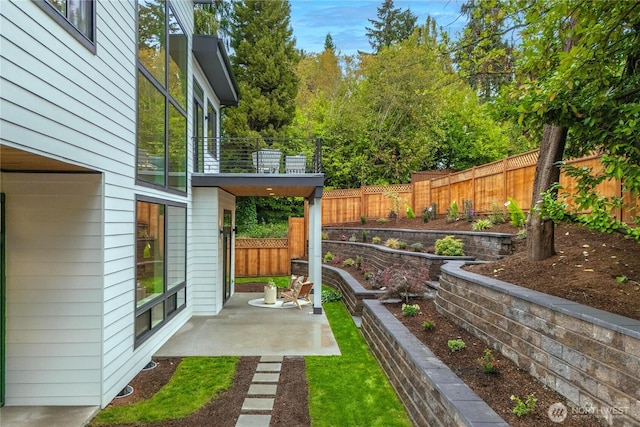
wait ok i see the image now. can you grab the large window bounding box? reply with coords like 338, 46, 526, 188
37, 0, 96, 51
135, 198, 186, 344
137, 0, 188, 193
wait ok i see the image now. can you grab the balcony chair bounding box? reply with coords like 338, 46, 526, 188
285, 154, 306, 174
252, 149, 282, 173
280, 280, 313, 309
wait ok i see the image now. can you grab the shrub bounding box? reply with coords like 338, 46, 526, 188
376, 217, 388, 224
360, 215, 367, 224
321, 232, 329, 240
372, 236, 382, 244
398, 240, 408, 250
435, 235, 465, 256
511, 394, 537, 417
506, 198, 526, 227
323, 252, 334, 263
385, 238, 400, 249
355, 255, 362, 269
348, 235, 356, 242
364, 272, 374, 280
237, 221, 288, 238
411, 242, 424, 252
478, 349, 499, 374
447, 339, 466, 352
517, 228, 527, 240
361, 229, 367, 242
422, 203, 437, 223
421, 320, 435, 331
377, 264, 430, 303
472, 218, 493, 231
321, 288, 342, 303
421, 208, 431, 223
401, 303, 420, 316
343, 258, 355, 267
489, 201, 507, 224
406, 206, 415, 219
446, 200, 459, 223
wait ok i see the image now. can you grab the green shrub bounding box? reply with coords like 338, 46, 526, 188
401, 303, 420, 317
516, 228, 527, 240
321, 232, 329, 240
398, 240, 408, 249
421, 320, 435, 331
511, 394, 537, 417
406, 206, 415, 219
236, 221, 288, 238
323, 252, 334, 263
361, 229, 367, 242
348, 235, 356, 242
435, 235, 465, 256
376, 217, 388, 224
478, 349, 499, 374
446, 201, 459, 223
321, 288, 342, 303
364, 272, 374, 280
343, 258, 355, 267
462, 199, 474, 222
506, 198, 526, 227
489, 201, 507, 224
360, 215, 367, 224
372, 236, 382, 244
411, 242, 424, 252
472, 219, 493, 231
447, 339, 466, 352
355, 255, 362, 269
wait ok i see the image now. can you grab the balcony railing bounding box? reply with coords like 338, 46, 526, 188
193, 137, 323, 175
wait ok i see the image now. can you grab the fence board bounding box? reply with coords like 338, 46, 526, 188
235, 238, 290, 277
289, 217, 306, 259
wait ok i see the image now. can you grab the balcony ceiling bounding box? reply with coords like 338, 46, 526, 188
191, 173, 325, 198
192, 35, 239, 106
0, 145, 95, 173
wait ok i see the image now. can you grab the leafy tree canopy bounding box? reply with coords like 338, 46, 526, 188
365, 0, 417, 53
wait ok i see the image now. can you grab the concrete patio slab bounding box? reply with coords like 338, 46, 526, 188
154, 293, 341, 357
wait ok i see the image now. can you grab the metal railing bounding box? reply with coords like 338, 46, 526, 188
192, 137, 322, 174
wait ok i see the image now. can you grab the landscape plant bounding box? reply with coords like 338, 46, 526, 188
360, 215, 367, 224
372, 236, 382, 244
446, 200, 459, 223
376, 265, 430, 303
343, 258, 355, 267
355, 255, 362, 269
411, 242, 424, 252
406, 206, 415, 219
472, 218, 493, 231
377, 217, 388, 224
401, 303, 420, 317
397, 240, 407, 249
505, 198, 525, 227
447, 339, 466, 352
385, 238, 401, 249
510, 394, 537, 417
421, 320, 435, 331
463, 199, 474, 222
321, 288, 342, 303
477, 348, 499, 374
435, 235, 465, 256
361, 229, 367, 242
348, 234, 356, 242
323, 252, 334, 263
488, 201, 507, 224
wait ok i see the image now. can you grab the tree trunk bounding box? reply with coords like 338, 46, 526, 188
526, 124, 568, 261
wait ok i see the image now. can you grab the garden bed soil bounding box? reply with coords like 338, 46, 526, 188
332, 217, 640, 321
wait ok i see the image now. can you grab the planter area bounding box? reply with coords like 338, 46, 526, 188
324, 226, 514, 260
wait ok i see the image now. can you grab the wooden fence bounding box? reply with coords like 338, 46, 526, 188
234, 217, 306, 278
323, 150, 637, 224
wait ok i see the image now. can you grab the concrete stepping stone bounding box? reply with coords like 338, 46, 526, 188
235, 414, 271, 427
242, 397, 274, 411
252, 372, 279, 383
248, 384, 278, 395
255, 362, 281, 372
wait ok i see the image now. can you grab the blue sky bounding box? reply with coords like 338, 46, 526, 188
289, 0, 466, 56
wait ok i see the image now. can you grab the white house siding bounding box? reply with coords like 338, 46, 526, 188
191, 187, 220, 315
0, 173, 104, 405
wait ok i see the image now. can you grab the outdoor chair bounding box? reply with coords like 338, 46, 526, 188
285, 154, 306, 174
252, 149, 282, 173
280, 281, 313, 309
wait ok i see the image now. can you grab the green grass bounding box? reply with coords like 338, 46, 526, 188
306, 300, 413, 427
91, 357, 238, 425
235, 275, 291, 288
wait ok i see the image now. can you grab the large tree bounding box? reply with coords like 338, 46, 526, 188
506, 0, 640, 259
224, 0, 299, 138
365, 0, 417, 53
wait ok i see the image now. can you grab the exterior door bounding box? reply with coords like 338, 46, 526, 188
222, 210, 232, 303
1, 193, 5, 406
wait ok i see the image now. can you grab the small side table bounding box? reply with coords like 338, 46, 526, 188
264, 285, 277, 304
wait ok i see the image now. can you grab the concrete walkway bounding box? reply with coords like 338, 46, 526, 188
235, 356, 282, 427
1, 293, 339, 427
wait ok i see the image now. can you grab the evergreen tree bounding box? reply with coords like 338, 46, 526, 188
365, 0, 417, 53
324, 33, 335, 52
224, 0, 299, 138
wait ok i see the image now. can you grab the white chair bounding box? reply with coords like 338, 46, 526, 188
285, 154, 306, 174
252, 149, 281, 173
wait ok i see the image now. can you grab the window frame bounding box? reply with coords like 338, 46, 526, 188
35, 0, 96, 53
134, 195, 187, 347
135, 0, 188, 195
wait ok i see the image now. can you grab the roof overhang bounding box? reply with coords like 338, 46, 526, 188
0, 145, 96, 173
191, 173, 325, 198
192, 35, 239, 106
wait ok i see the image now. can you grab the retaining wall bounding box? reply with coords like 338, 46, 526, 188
324, 227, 514, 260
438, 261, 640, 427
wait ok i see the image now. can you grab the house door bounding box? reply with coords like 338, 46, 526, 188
222, 209, 232, 303
1, 193, 6, 406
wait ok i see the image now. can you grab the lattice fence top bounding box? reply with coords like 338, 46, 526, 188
430, 176, 449, 188
475, 161, 504, 178
507, 150, 539, 169
450, 169, 473, 183
363, 184, 412, 194
323, 188, 362, 198
235, 238, 288, 248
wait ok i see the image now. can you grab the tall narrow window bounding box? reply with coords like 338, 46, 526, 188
136, 0, 188, 193
207, 102, 217, 158
135, 198, 186, 344
193, 80, 205, 173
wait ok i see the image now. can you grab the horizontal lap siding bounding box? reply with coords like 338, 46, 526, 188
2, 174, 104, 406
191, 188, 220, 315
